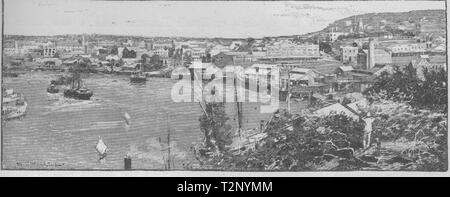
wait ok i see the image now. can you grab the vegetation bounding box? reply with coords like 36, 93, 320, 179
194, 110, 367, 171
364, 65, 447, 112
196, 102, 233, 157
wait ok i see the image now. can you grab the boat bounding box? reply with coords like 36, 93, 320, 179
64, 88, 93, 100
2, 98, 28, 121
95, 136, 108, 160
130, 64, 147, 83
47, 84, 59, 94
2, 88, 20, 104
130, 72, 147, 83
63, 75, 93, 100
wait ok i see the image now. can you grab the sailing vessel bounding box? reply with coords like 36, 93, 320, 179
63, 74, 93, 100
130, 64, 147, 83
95, 136, 108, 161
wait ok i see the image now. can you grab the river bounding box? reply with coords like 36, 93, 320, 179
2, 71, 305, 170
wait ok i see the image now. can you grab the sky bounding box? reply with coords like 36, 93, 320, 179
3, 0, 446, 38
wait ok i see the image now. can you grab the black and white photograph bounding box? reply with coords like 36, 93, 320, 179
0, 0, 448, 175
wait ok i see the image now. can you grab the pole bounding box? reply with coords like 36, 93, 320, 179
166, 113, 171, 170
287, 66, 291, 114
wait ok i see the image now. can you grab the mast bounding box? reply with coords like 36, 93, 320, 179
166, 113, 171, 170
234, 77, 242, 136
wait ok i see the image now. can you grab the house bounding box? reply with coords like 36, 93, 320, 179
106, 55, 120, 61
340, 46, 358, 64
328, 32, 346, 42
188, 62, 217, 80
289, 68, 323, 86
212, 51, 250, 68
335, 66, 354, 77
171, 66, 191, 80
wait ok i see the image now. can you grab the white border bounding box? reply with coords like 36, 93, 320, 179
0, 0, 449, 177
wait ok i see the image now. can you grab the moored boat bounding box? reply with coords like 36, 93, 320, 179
2, 97, 28, 121
130, 64, 147, 83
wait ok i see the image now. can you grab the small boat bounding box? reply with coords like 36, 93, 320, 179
64, 88, 93, 100
47, 84, 59, 94
3, 89, 21, 104
95, 136, 108, 160
63, 76, 93, 100
2, 99, 27, 121
130, 72, 147, 83
130, 64, 147, 83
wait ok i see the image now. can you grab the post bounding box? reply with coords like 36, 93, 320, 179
124, 156, 132, 170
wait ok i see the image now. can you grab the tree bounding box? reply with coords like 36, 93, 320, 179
247, 37, 255, 46
141, 54, 151, 64
194, 112, 366, 171
319, 42, 332, 54
198, 102, 233, 152
364, 65, 447, 112
110, 45, 118, 55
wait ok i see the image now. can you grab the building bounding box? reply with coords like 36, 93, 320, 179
43, 47, 57, 57
411, 55, 447, 81
340, 46, 359, 64
212, 52, 251, 68
263, 41, 320, 61
289, 68, 324, 86
151, 41, 174, 50
189, 48, 207, 62
357, 39, 392, 70
386, 43, 427, 54
328, 32, 346, 42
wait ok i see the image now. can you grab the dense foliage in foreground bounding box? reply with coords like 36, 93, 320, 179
364, 65, 447, 112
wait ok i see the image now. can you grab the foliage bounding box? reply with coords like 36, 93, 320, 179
195, 111, 366, 171
365, 99, 448, 171
364, 65, 447, 112
198, 102, 233, 154
319, 42, 332, 54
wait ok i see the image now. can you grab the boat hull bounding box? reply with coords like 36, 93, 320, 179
130, 77, 147, 83
2, 102, 27, 121
47, 87, 59, 94
64, 89, 93, 100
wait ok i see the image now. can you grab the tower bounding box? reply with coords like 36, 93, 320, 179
14, 40, 19, 54
367, 38, 375, 69
82, 34, 87, 54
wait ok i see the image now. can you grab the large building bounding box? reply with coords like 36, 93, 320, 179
43, 47, 57, 57
263, 41, 320, 61
340, 46, 359, 64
